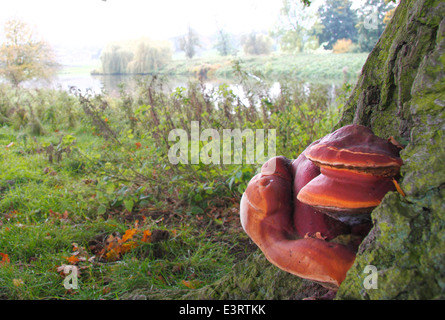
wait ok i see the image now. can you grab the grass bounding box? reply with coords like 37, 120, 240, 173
0, 66, 354, 299
0, 129, 245, 299
0, 88, 248, 299
58, 61, 101, 77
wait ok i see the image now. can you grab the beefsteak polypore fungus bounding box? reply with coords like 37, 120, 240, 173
297, 124, 403, 224
240, 124, 403, 290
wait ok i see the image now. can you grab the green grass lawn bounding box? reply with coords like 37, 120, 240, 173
0, 122, 251, 299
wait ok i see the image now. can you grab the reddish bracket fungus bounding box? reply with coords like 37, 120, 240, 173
240, 124, 403, 290
298, 124, 403, 224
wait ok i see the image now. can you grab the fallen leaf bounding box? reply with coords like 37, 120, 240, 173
0, 253, 10, 265
105, 248, 120, 261
388, 136, 405, 149
122, 229, 137, 242
120, 241, 138, 254
64, 255, 80, 264
13, 279, 24, 287
182, 280, 195, 289
393, 179, 406, 197
141, 229, 152, 243
182, 279, 201, 289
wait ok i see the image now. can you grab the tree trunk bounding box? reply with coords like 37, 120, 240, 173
122, 0, 445, 300
335, 0, 445, 299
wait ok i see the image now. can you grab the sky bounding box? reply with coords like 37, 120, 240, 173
0, 0, 286, 47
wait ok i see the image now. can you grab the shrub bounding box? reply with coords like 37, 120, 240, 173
333, 38, 353, 54
241, 32, 273, 55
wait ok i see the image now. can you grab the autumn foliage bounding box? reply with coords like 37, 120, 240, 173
0, 253, 10, 265
94, 222, 155, 262
333, 38, 353, 54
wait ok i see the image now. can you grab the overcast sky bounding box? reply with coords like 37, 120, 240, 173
0, 0, 289, 47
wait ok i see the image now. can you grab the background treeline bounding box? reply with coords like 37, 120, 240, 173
95, 0, 397, 75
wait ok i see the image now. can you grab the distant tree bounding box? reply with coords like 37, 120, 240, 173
0, 19, 59, 86
100, 44, 133, 74
100, 38, 172, 74
214, 28, 236, 56
241, 32, 273, 55
356, 0, 397, 52
272, 0, 317, 53
179, 27, 201, 59
317, 0, 358, 50
127, 39, 172, 73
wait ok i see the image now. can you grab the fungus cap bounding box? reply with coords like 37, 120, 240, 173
297, 166, 396, 224
304, 124, 403, 177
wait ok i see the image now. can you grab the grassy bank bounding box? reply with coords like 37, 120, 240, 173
88, 52, 368, 84
0, 70, 352, 299
166, 53, 367, 82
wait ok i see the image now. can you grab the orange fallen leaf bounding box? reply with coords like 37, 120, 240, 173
105, 248, 121, 261
120, 241, 138, 254
0, 253, 10, 265
182, 279, 201, 289
182, 280, 195, 289
393, 179, 406, 197
388, 136, 405, 149
65, 255, 80, 264
122, 229, 137, 243
141, 229, 152, 243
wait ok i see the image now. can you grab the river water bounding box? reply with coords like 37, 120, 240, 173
50, 71, 239, 95
29, 70, 340, 108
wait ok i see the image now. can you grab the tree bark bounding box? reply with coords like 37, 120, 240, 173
335, 0, 445, 299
